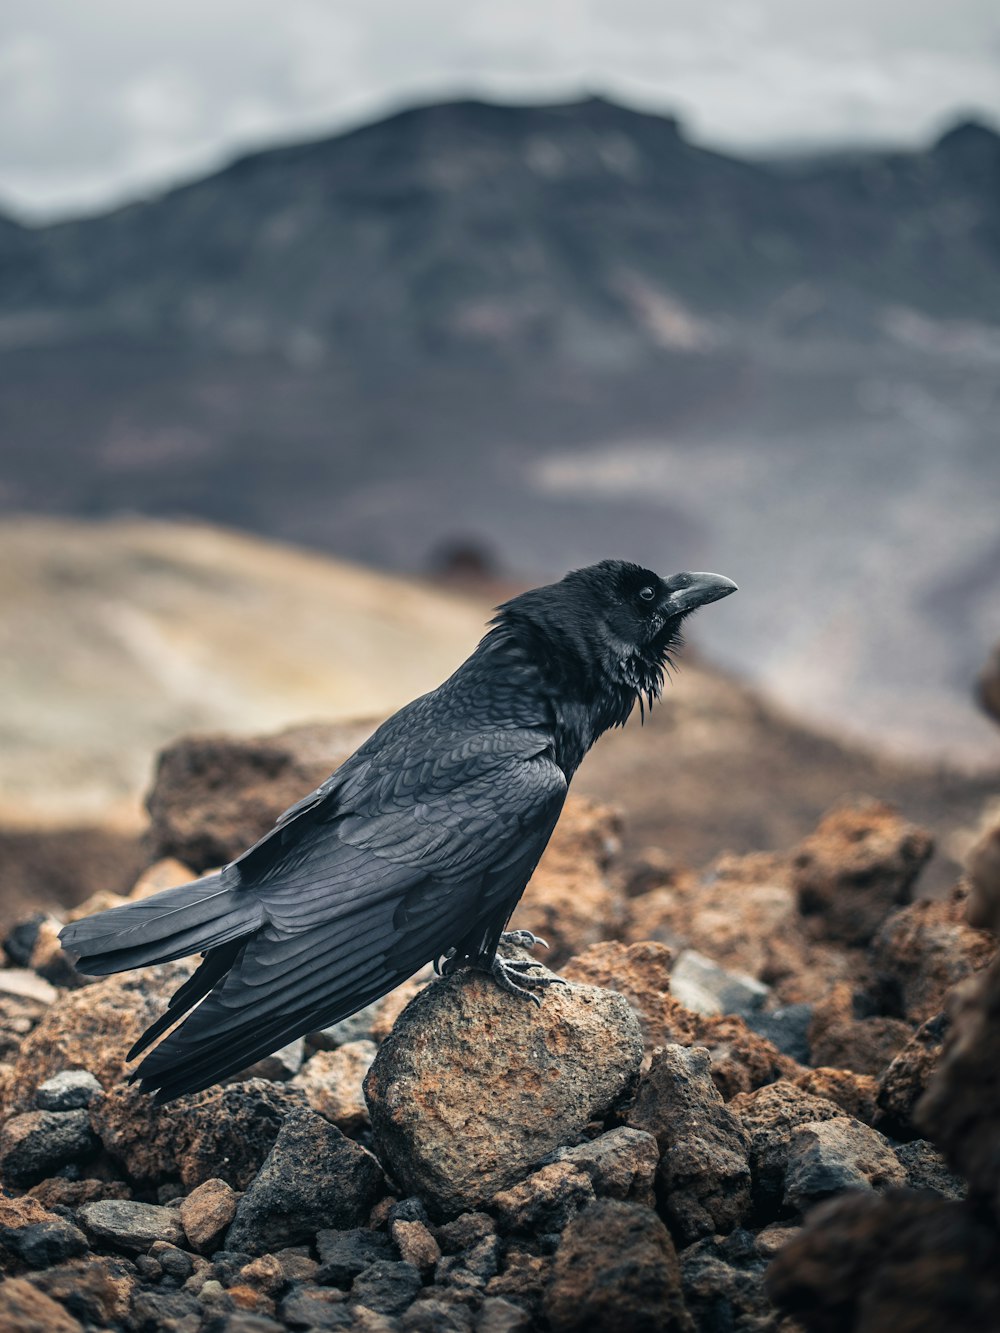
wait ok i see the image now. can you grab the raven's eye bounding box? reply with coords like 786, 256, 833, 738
638, 586, 655, 602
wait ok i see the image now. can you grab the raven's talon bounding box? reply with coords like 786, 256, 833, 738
500, 930, 549, 951
486, 954, 563, 1005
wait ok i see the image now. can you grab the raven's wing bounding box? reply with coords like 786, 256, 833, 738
133, 726, 567, 1098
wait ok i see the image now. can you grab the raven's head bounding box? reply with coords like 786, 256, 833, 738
491, 558, 737, 726
559, 559, 738, 710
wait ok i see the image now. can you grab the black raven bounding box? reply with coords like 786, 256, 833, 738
60, 560, 736, 1100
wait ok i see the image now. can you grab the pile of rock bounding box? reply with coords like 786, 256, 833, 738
1, 729, 999, 1329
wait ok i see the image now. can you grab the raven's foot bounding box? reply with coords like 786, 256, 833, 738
499, 929, 549, 952
485, 954, 565, 1008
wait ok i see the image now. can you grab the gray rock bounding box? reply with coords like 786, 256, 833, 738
894, 1139, 966, 1201
679, 1229, 772, 1333
744, 1004, 814, 1063
0, 1108, 97, 1185
36, 1070, 102, 1111
278, 1284, 352, 1329
316, 1228, 396, 1287
365, 962, 643, 1216
627, 1044, 751, 1245
544, 1127, 659, 1207
350, 1260, 422, 1316
670, 950, 770, 1017
0, 1217, 88, 1268
434, 1212, 496, 1255
237, 1037, 305, 1082
78, 1198, 186, 1251
783, 1117, 907, 1212
401, 1298, 474, 1331
225, 1109, 384, 1254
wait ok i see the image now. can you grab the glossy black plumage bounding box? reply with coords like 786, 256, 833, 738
59, 559, 736, 1100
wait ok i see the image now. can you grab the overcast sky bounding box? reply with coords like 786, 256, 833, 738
2, 0, 998, 221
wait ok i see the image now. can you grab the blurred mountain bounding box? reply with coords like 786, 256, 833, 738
1, 97, 998, 761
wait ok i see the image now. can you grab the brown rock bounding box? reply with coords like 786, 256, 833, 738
28, 917, 91, 989
626, 850, 852, 1005
0, 989, 50, 1063
807, 982, 912, 1076
144, 720, 379, 870
627, 1044, 751, 1245
917, 956, 1000, 1222
365, 963, 643, 1217
391, 1218, 441, 1275
692, 1011, 801, 1099
767, 1190, 1000, 1333
794, 1067, 878, 1123
90, 1077, 303, 1188
967, 816, 1000, 931
239, 1254, 285, 1294
0, 1276, 83, 1332
128, 857, 196, 900
792, 801, 933, 946
729, 1080, 847, 1219
369, 971, 434, 1044
871, 884, 996, 1024
5, 962, 190, 1111
485, 1247, 551, 1313
291, 1041, 376, 1132
876, 1012, 950, 1136
507, 798, 624, 966
562, 939, 697, 1052
179, 1178, 240, 1254
30, 1255, 136, 1327
546, 1127, 659, 1208
544, 1200, 692, 1333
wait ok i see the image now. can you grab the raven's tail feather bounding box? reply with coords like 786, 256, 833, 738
58, 874, 265, 975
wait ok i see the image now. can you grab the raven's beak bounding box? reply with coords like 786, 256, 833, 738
662, 571, 738, 615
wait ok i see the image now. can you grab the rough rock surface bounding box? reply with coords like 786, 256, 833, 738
792, 801, 933, 946
871, 885, 996, 1024
877, 1012, 950, 1136
179, 1177, 240, 1254
794, 1067, 878, 1123
627, 1044, 751, 1244
78, 1198, 186, 1251
544, 1200, 692, 1333
226, 1108, 384, 1253
782, 1116, 906, 1211
729, 1080, 847, 1220
561, 939, 697, 1051
35, 1069, 102, 1111
0, 1107, 97, 1184
544, 1127, 659, 1208
290, 1040, 376, 1132
807, 982, 913, 1076
365, 963, 643, 1216
5, 962, 190, 1110
679, 1229, 775, 1333
0, 1277, 84, 1332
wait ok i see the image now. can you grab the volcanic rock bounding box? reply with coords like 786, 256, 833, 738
35, 1069, 102, 1111
364, 962, 643, 1216
0, 1107, 97, 1184
390, 1218, 440, 1275
876, 1011, 950, 1136
679, 1229, 774, 1333
544, 1200, 691, 1333
561, 939, 697, 1051
291, 1041, 376, 1132
871, 884, 995, 1024
226, 1108, 384, 1254
807, 982, 912, 1076
729, 1080, 847, 1220
627, 1044, 751, 1244
78, 1198, 186, 1251
895, 1139, 966, 1200
543, 1127, 659, 1207
349, 1260, 422, 1316
179, 1178, 240, 1254
489, 1162, 596, 1235
0, 1277, 84, 1333
692, 1011, 801, 1099
5, 962, 190, 1110
792, 801, 933, 946
315, 1229, 396, 1287
782, 1116, 906, 1212
0, 1194, 88, 1270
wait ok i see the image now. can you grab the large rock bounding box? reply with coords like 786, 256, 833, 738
226, 1108, 384, 1253
627, 1044, 751, 1245
792, 801, 933, 946
871, 885, 996, 1024
144, 721, 378, 870
767, 1190, 1000, 1332
782, 1116, 906, 1212
364, 962, 643, 1217
544, 1200, 692, 1333
90, 1078, 304, 1188
5, 962, 190, 1111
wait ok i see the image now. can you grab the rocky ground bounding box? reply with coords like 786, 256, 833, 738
1, 663, 999, 1330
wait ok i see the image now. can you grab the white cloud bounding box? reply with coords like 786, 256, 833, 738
0, 0, 997, 219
